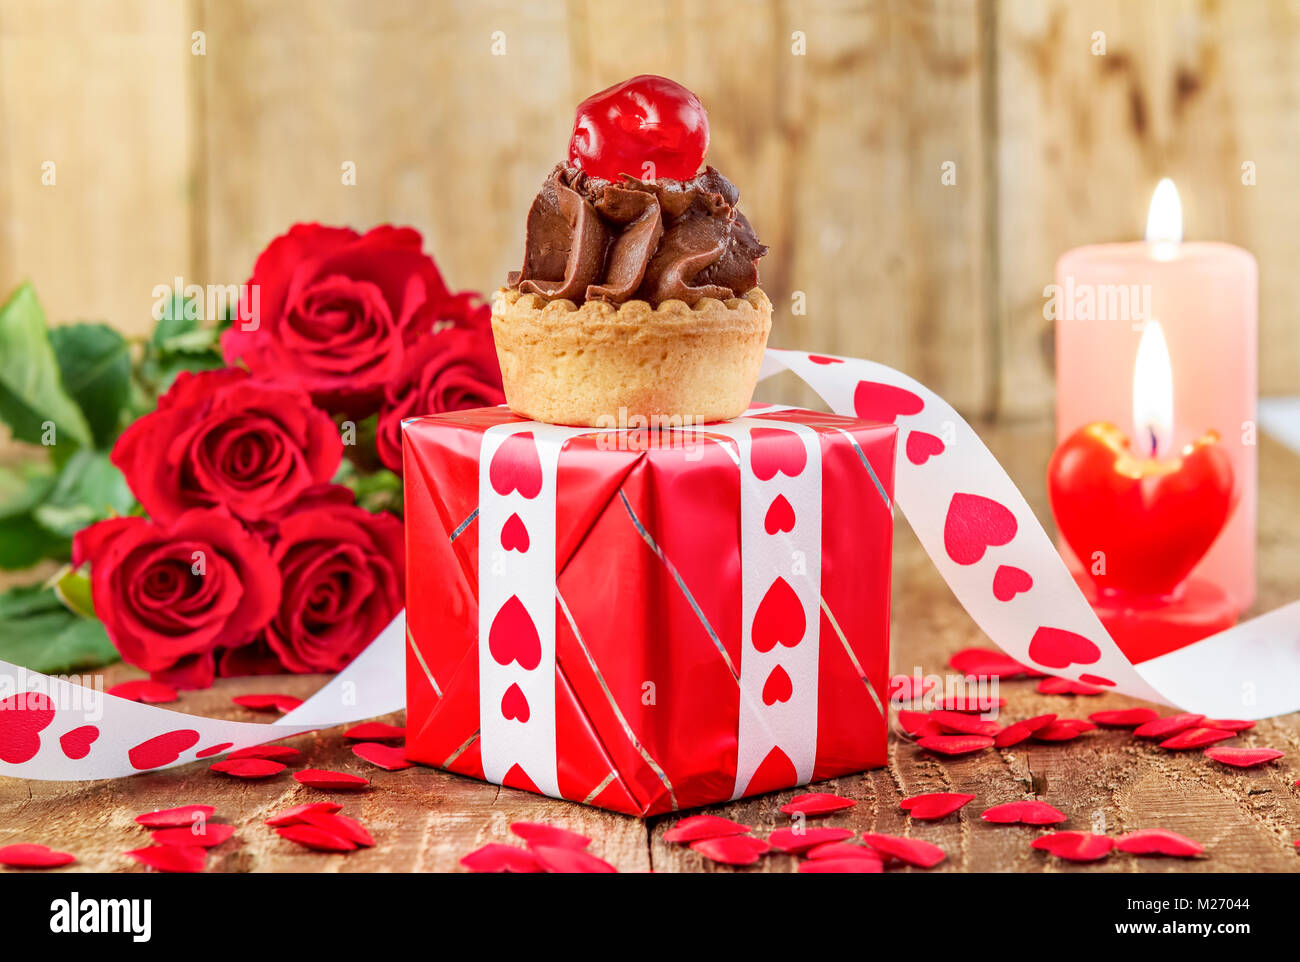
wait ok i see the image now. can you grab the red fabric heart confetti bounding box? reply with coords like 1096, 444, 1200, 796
981, 799, 1067, 825
294, 768, 370, 790
897, 710, 943, 738
949, 647, 1036, 678
861, 833, 946, 868
231, 693, 303, 713
532, 844, 618, 873
125, 844, 206, 873
264, 802, 342, 827
510, 821, 591, 850
768, 827, 854, 854
149, 824, 235, 848
276, 824, 356, 852
901, 792, 976, 820
888, 674, 935, 702
930, 710, 1001, 738
1037, 676, 1104, 696
690, 835, 772, 866
1203, 718, 1255, 732
301, 811, 374, 848
1088, 708, 1159, 727
993, 714, 1056, 748
1031, 831, 1114, 862
916, 734, 994, 756
351, 741, 411, 771
799, 857, 884, 873
460, 843, 542, 873
805, 841, 884, 862
134, 804, 216, 828
663, 815, 752, 844
931, 694, 1006, 712
1203, 746, 1283, 768
209, 758, 286, 779
1115, 828, 1203, 857
0, 843, 76, 868
1158, 727, 1235, 751
227, 744, 301, 762
1032, 719, 1097, 742
106, 679, 178, 704
343, 722, 406, 741
780, 792, 857, 816
1133, 713, 1205, 739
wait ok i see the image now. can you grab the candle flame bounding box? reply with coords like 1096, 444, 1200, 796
1132, 321, 1174, 458
1145, 178, 1183, 260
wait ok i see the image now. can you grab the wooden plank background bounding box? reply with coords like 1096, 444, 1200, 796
1, 0, 1298, 422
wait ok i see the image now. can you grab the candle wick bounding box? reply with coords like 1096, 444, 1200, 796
1148, 429, 1158, 457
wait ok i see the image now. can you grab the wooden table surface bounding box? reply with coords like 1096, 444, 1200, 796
3, 420, 1299, 873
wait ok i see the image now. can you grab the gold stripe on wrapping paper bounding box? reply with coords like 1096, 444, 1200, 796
442, 730, 479, 768
582, 771, 618, 806
820, 596, 886, 720
407, 624, 443, 698
557, 589, 678, 811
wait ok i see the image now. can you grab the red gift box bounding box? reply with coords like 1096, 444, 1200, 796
401, 405, 896, 816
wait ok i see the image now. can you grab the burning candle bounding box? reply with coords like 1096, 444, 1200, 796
1053, 179, 1258, 613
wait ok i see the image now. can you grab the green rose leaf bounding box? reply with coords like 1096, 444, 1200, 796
0, 584, 119, 673
0, 283, 93, 450
32, 449, 135, 538
50, 322, 132, 449
53, 566, 95, 619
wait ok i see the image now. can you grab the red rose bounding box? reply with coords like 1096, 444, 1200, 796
222, 223, 469, 416
73, 510, 279, 688
376, 297, 504, 472
111, 368, 341, 525
263, 500, 404, 674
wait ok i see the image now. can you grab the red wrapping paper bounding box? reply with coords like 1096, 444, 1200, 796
402, 406, 896, 816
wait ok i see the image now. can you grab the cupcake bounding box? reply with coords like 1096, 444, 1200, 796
493, 75, 770, 427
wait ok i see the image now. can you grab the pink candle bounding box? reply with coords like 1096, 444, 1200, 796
1053, 179, 1258, 612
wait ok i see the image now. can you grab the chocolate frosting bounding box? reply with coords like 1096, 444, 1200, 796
508, 164, 767, 307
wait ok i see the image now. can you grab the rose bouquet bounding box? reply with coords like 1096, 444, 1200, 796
0, 224, 502, 685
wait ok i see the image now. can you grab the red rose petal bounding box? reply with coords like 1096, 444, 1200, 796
460, 843, 542, 873
106, 680, 179, 704
532, 844, 618, 873
510, 822, 591, 850
264, 802, 343, 827
1203, 746, 1284, 768
232, 693, 303, 713
768, 827, 854, 854
1115, 828, 1203, 857
993, 713, 1056, 748
1088, 708, 1159, 727
916, 734, 994, 756
1203, 718, 1256, 732
301, 811, 374, 848
126, 844, 206, 873
351, 742, 411, 771
861, 833, 946, 868
690, 835, 773, 866
0, 843, 76, 868
779, 793, 857, 817
1037, 676, 1104, 696
981, 799, 1067, 825
897, 710, 943, 738
135, 804, 216, 828
228, 744, 301, 762
294, 768, 370, 790
1133, 713, 1205, 739
209, 758, 286, 779
799, 857, 883, 873
276, 824, 356, 852
806, 841, 884, 862
343, 722, 406, 742
149, 824, 235, 848
663, 815, 753, 844
1032, 719, 1097, 742
1158, 727, 1235, 751
1031, 831, 1114, 862
930, 710, 1001, 738
901, 792, 976, 820
931, 694, 1006, 712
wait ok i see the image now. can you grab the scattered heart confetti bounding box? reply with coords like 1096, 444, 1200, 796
1158, 728, 1236, 751
227, 744, 301, 762
897, 710, 943, 738
532, 845, 618, 873
1031, 832, 1114, 862
106, 680, 178, 704
901, 792, 975, 820
768, 827, 854, 854
1036, 676, 1104, 696
301, 811, 374, 848
510, 822, 591, 850
1133, 713, 1205, 739
125, 844, 206, 873
276, 824, 356, 852
1203, 718, 1256, 732
343, 722, 406, 741
993, 714, 1056, 748
460, 843, 542, 873
799, 857, 883, 873
981, 800, 1067, 825
930, 710, 1001, 737
888, 674, 936, 702
1203, 746, 1283, 768
805, 841, 884, 862
195, 742, 234, 758
351, 741, 412, 771
690, 835, 773, 866
294, 768, 370, 790
209, 758, 286, 779
931, 694, 1006, 712
1088, 708, 1159, 727
264, 802, 343, 827
663, 815, 753, 844
231, 693, 303, 713
149, 824, 235, 849
135, 804, 216, 828
0, 843, 76, 868
949, 647, 1034, 679
1115, 828, 1203, 857
1032, 719, 1096, 742
780, 793, 856, 817
916, 734, 994, 756
861, 833, 946, 869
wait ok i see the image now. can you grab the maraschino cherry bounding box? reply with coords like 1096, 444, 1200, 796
568, 75, 709, 182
